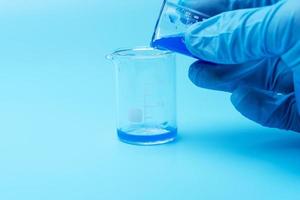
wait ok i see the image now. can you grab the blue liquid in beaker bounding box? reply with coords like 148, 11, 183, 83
117, 126, 177, 145
151, 34, 196, 58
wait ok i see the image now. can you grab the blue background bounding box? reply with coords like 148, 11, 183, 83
0, 0, 300, 199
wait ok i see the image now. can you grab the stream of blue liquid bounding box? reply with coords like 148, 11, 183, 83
151, 34, 197, 58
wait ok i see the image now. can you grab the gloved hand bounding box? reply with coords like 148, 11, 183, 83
183, 0, 300, 132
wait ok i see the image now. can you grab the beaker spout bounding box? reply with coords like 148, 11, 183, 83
105, 54, 114, 61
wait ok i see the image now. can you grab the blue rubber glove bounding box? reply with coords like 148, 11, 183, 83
184, 0, 300, 132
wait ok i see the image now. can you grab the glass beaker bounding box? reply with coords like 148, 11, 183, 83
151, 0, 210, 57
106, 47, 177, 145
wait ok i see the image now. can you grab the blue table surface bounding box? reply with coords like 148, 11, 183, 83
1, 0, 300, 199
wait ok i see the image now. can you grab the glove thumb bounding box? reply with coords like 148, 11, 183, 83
231, 87, 300, 132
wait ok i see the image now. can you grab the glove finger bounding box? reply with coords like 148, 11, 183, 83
179, 0, 280, 16
189, 58, 294, 93
231, 87, 300, 132
293, 66, 300, 114
230, 0, 282, 9
185, 0, 299, 64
